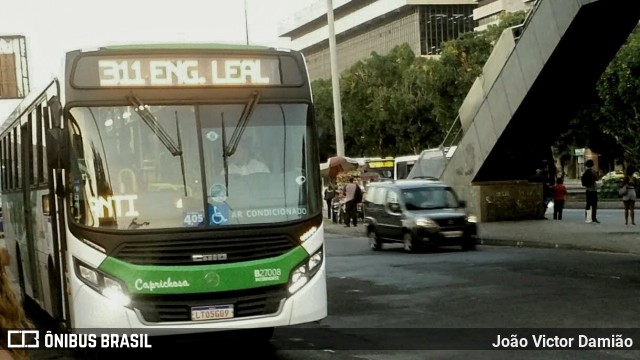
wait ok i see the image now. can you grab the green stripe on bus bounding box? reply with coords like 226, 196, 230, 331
98, 246, 308, 294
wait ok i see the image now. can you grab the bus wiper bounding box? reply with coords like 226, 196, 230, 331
175, 111, 188, 197
127, 94, 182, 156
128, 217, 150, 229
221, 113, 229, 197
224, 91, 260, 157
219, 91, 260, 197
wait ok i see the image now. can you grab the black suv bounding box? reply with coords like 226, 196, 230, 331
363, 180, 477, 252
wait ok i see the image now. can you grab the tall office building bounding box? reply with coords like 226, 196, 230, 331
278, 0, 478, 81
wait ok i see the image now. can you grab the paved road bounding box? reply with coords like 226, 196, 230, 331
26, 230, 640, 359
323, 208, 640, 255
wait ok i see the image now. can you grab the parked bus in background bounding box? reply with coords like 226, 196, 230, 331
0, 43, 326, 338
394, 154, 419, 180
364, 157, 395, 181
407, 147, 457, 180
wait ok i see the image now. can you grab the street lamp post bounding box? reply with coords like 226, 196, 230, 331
326, 0, 345, 157
244, 0, 250, 45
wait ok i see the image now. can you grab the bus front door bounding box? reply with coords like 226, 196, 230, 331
21, 122, 41, 301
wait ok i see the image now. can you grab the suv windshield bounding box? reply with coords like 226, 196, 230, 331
67, 103, 319, 230
402, 187, 459, 210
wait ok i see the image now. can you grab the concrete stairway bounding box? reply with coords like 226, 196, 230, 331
441, 0, 640, 221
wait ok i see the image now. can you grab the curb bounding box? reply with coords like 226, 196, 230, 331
564, 201, 625, 210
324, 226, 640, 255
478, 237, 640, 255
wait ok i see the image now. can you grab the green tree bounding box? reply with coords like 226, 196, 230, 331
425, 11, 527, 133
341, 44, 437, 157
596, 25, 640, 167
311, 78, 336, 161
312, 11, 528, 158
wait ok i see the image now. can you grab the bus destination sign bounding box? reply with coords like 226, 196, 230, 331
72, 56, 285, 88
368, 160, 394, 169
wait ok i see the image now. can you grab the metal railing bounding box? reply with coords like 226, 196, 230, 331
441, 115, 462, 148
520, 0, 544, 35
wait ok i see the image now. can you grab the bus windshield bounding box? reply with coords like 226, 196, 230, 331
68, 103, 318, 230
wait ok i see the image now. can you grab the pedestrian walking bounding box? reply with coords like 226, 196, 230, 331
323, 185, 336, 220
552, 177, 567, 220
619, 168, 636, 225
581, 159, 600, 223
343, 177, 358, 227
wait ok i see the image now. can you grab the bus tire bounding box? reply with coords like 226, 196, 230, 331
47, 257, 63, 322
15, 245, 27, 307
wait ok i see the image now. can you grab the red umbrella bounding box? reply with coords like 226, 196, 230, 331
321, 156, 359, 178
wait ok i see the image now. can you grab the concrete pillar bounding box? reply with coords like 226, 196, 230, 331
459, 181, 545, 222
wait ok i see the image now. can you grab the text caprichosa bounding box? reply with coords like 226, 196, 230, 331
134, 277, 190, 292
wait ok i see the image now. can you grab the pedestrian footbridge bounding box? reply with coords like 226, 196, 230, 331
439, 0, 640, 221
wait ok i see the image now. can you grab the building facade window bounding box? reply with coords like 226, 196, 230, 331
298, 4, 478, 80
420, 5, 477, 56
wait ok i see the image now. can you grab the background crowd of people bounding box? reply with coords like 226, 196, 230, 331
323, 176, 365, 227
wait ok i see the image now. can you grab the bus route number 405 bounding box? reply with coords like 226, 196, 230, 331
184, 212, 204, 227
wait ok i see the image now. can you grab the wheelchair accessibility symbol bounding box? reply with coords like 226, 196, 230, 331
208, 204, 230, 225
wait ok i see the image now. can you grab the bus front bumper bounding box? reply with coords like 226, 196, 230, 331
70, 261, 327, 333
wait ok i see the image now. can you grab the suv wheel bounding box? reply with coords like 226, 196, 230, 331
403, 233, 418, 253
368, 230, 382, 251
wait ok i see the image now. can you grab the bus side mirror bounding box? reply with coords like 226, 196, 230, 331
48, 96, 62, 128
459, 200, 467, 208
46, 128, 68, 170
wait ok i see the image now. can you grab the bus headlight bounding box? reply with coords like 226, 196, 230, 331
288, 247, 323, 295
466, 215, 478, 223
74, 258, 130, 307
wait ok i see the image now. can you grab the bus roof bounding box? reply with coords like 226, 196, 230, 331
95, 43, 275, 52
395, 154, 419, 162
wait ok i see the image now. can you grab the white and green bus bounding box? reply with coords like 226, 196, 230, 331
1, 44, 326, 336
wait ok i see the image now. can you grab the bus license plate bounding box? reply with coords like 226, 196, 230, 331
442, 231, 463, 238
191, 305, 234, 321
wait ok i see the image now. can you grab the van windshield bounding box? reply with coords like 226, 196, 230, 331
402, 187, 459, 210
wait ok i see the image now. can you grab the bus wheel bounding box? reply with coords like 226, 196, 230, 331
48, 258, 62, 322
15, 246, 27, 306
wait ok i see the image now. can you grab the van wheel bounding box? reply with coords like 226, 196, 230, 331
461, 237, 477, 251
368, 231, 382, 251
403, 233, 418, 253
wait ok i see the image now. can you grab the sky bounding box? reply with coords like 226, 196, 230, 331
0, 0, 316, 119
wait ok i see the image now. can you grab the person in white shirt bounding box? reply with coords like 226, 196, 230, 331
226, 146, 270, 176
343, 177, 358, 227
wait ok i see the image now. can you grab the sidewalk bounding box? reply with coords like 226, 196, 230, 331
322, 212, 640, 256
